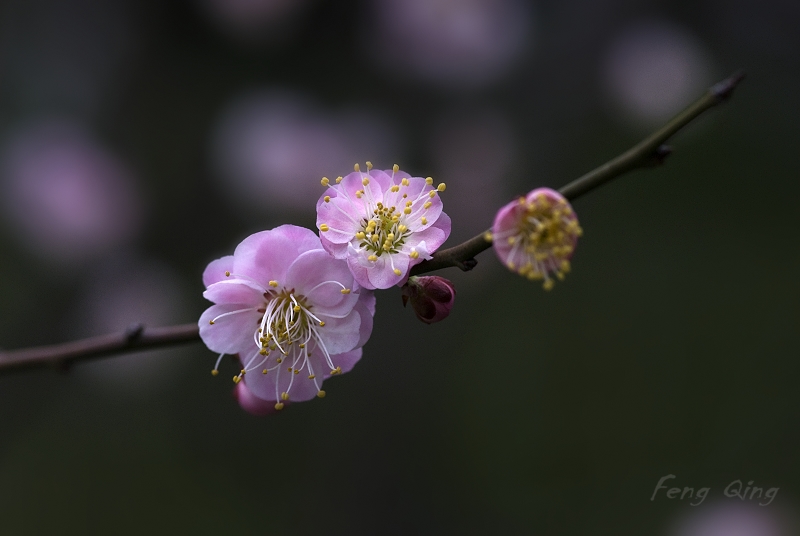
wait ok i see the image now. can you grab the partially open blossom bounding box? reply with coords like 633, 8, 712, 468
199, 225, 375, 411
316, 162, 451, 289
401, 275, 456, 324
490, 188, 582, 290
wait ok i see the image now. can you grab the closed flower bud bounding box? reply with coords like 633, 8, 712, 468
401, 275, 456, 324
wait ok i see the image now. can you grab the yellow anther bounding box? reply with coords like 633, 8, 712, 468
319, 321, 325, 327
211, 370, 219, 376
233, 375, 241, 384
294, 369, 300, 375
354, 163, 360, 172
269, 280, 278, 287
392, 164, 399, 173
390, 185, 400, 192
320, 224, 330, 232
404, 207, 412, 215
371, 234, 380, 242
274, 402, 284, 410
281, 392, 290, 401
355, 231, 366, 240
324, 195, 330, 203
287, 367, 293, 372
208, 320, 215, 325
366, 161, 373, 170
393, 268, 401, 276
401, 178, 409, 186
543, 279, 555, 291
425, 177, 433, 185
483, 231, 493, 242
423, 201, 431, 209
259, 348, 267, 355
321, 177, 330, 186
398, 224, 407, 233
421, 217, 428, 225
437, 183, 446, 192
367, 255, 378, 262
410, 250, 419, 259
560, 260, 571, 272
293, 305, 301, 312
276, 357, 283, 363
262, 369, 268, 374
336, 176, 343, 183
224, 271, 231, 276
341, 288, 351, 294
362, 177, 370, 186
317, 390, 326, 398
428, 190, 436, 198
383, 244, 391, 251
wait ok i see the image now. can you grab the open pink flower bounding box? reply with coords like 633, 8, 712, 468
316, 163, 451, 289
491, 188, 582, 290
199, 225, 375, 411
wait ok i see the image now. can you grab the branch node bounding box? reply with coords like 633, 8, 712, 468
454, 258, 478, 272
711, 70, 746, 102
125, 323, 145, 343
647, 144, 673, 166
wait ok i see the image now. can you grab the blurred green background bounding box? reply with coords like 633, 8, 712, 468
0, 0, 798, 534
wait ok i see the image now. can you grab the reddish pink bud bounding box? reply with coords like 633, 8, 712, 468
233, 381, 284, 416
401, 275, 456, 324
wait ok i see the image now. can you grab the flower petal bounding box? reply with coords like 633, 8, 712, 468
199, 304, 260, 355
203, 279, 265, 306
202, 255, 234, 287
284, 250, 359, 317
315, 308, 361, 355
232, 225, 321, 285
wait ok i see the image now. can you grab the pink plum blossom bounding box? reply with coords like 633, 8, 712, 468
199, 225, 375, 411
401, 275, 456, 324
491, 188, 582, 290
316, 163, 451, 289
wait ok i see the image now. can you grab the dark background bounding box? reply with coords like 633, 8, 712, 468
0, 0, 798, 534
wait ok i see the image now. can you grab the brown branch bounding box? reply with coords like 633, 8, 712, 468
0, 323, 200, 373
0, 71, 745, 374
410, 70, 746, 276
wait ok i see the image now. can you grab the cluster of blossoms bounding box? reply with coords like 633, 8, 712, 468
199, 164, 451, 414
199, 163, 581, 415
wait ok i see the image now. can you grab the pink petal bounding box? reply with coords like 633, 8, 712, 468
284, 249, 359, 317
315, 308, 362, 355
203, 279, 265, 306
328, 348, 362, 376
244, 355, 320, 403
232, 225, 321, 286
202, 255, 234, 287
199, 304, 260, 355
353, 298, 374, 349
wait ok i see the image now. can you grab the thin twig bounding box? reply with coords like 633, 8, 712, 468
410, 70, 746, 276
0, 323, 200, 373
0, 72, 745, 374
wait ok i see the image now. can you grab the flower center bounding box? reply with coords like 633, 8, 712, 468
356, 202, 410, 258
509, 194, 582, 289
